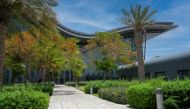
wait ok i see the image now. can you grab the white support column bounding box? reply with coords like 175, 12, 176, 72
90, 87, 93, 95
156, 88, 164, 109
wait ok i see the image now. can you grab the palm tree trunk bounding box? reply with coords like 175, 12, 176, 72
0, 23, 6, 84
135, 31, 145, 81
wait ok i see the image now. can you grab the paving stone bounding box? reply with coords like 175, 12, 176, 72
48, 85, 132, 109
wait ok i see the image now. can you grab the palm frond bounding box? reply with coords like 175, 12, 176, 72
4, 0, 58, 35
121, 4, 157, 31
142, 10, 157, 25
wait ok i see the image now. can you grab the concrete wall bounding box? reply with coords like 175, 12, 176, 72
119, 53, 190, 80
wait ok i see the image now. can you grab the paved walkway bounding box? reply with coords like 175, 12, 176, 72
48, 85, 132, 109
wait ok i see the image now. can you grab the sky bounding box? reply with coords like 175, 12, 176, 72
54, 0, 190, 60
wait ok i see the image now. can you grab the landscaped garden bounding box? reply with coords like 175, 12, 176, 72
69, 78, 190, 109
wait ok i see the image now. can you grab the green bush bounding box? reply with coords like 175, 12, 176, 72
0, 90, 49, 109
84, 81, 103, 94
162, 80, 190, 108
0, 82, 54, 96
34, 82, 54, 96
65, 81, 87, 87
126, 84, 156, 109
0, 84, 26, 92
126, 79, 190, 109
98, 87, 127, 104
84, 80, 138, 94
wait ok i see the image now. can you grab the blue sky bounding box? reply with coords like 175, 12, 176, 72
54, 0, 190, 60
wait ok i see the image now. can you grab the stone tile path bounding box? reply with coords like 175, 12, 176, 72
48, 85, 132, 109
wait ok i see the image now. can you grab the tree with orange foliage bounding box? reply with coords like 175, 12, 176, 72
85, 32, 136, 79
5, 32, 66, 83
61, 38, 85, 85
5, 32, 38, 81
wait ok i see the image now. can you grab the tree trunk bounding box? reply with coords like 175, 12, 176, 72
57, 74, 60, 84
25, 64, 30, 82
0, 23, 6, 84
63, 71, 66, 83
69, 70, 71, 86
103, 72, 106, 81
135, 31, 145, 81
42, 68, 46, 83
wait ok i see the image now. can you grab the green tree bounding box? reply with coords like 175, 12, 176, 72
5, 32, 66, 83
61, 38, 85, 84
36, 36, 65, 83
5, 32, 38, 81
5, 58, 25, 83
121, 5, 156, 81
71, 55, 85, 85
95, 57, 117, 80
0, 0, 57, 84
86, 32, 135, 79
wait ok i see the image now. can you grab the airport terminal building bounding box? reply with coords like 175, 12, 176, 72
57, 22, 177, 81
3, 22, 179, 83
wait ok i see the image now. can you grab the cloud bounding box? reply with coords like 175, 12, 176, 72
56, 10, 117, 31
146, 1, 190, 60
54, 0, 190, 60
55, 0, 122, 33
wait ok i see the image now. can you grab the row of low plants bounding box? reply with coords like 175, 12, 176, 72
0, 82, 54, 109
1, 82, 54, 95
84, 79, 190, 109
64, 81, 87, 87
126, 79, 190, 109
84, 80, 139, 94
98, 87, 127, 104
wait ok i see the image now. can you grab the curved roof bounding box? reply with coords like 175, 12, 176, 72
57, 23, 94, 39
57, 22, 177, 44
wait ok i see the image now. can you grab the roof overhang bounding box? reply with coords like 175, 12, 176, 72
58, 22, 177, 45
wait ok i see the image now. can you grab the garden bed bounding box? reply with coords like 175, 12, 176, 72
0, 82, 54, 109
82, 79, 190, 109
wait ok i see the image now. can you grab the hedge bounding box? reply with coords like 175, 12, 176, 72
0, 82, 54, 96
34, 82, 54, 96
98, 87, 127, 104
126, 79, 190, 109
126, 84, 156, 109
65, 81, 87, 87
0, 91, 49, 109
84, 80, 138, 94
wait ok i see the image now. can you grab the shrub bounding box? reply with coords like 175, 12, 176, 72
0, 84, 26, 92
84, 81, 103, 94
126, 84, 156, 109
0, 82, 54, 96
84, 80, 138, 94
126, 79, 190, 109
0, 90, 49, 109
161, 80, 190, 108
98, 87, 127, 104
65, 81, 87, 87
34, 82, 54, 96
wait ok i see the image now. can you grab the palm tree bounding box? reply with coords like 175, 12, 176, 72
0, 0, 57, 84
121, 5, 156, 81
